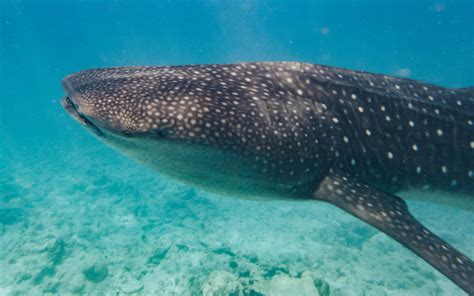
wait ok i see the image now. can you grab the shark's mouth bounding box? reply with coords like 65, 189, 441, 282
61, 96, 104, 136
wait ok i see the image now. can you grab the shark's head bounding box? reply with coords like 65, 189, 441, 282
62, 64, 333, 199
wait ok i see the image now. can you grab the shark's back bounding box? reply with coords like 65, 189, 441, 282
300, 63, 474, 194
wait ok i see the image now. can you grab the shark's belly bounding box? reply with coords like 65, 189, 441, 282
105, 135, 313, 200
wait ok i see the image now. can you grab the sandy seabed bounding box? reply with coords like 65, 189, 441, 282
0, 143, 472, 296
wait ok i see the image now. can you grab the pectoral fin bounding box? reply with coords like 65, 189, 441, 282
314, 169, 473, 294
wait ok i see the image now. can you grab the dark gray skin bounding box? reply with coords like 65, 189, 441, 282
61, 62, 474, 293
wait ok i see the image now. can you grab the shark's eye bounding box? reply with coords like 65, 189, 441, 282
123, 131, 132, 137
153, 129, 168, 138
156, 130, 165, 138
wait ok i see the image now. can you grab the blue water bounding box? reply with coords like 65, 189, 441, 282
1, 1, 473, 295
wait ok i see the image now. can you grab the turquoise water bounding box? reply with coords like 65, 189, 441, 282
1, 1, 473, 295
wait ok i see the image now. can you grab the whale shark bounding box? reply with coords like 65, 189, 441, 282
61, 62, 473, 293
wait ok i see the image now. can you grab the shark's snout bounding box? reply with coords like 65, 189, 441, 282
61, 67, 198, 140
61, 95, 104, 136
61, 71, 144, 137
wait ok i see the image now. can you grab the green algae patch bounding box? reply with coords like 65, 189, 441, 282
33, 266, 56, 285
148, 247, 169, 265
212, 247, 236, 257
17, 273, 32, 283
0, 208, 23, 225
313, 278, 331, 296
82, 265, 108, 283
49, 239, 66, 266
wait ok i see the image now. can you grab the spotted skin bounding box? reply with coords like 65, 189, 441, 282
315, 169, 473, 294
61, 62, 474, 293
322, 69, 474, 194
